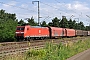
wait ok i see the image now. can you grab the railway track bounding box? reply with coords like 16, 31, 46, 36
0, 37, 86, 46
0, 37, 89, 59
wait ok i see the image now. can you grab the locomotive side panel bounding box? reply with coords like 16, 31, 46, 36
24, 26, 49, 38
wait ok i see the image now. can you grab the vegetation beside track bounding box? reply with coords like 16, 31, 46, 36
3, 38, 90, 60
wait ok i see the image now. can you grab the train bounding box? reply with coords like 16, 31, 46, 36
15, 25, 90, 40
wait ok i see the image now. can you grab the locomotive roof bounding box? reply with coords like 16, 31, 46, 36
31, 26, 47, 28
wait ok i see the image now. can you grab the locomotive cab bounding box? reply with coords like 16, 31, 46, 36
15, 26, 25, 39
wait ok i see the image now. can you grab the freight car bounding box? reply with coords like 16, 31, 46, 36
75, 30, 89, 36
15, 25, 90, 40
48, 27, 64, 38
83, 31, 88, 36
75, 30, 83, 36
64, 28, 76, 37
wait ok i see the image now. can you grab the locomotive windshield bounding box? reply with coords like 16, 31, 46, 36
17, 27, 25, 30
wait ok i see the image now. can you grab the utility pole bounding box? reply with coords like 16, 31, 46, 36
32, 1, 40, 26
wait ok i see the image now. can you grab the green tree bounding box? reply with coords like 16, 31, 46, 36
0, 9, 16, 21
41, 21, 47, 27
0, 9, 5, 19
48, 22, 53, 26
0, 19, 17, 42
60, 17, 68, 28
18, 19, 25, 26
78, 22, 85, 30
72, 20, 76, 29
52, 17, 60, 27
27, 17, 38, 26
0, 9, 18, 42
85, 26, 90, 31
68, 19, 73, 28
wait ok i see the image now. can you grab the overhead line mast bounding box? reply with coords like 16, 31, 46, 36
32, 1, 40, 26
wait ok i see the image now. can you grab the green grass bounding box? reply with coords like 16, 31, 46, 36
3, 37, 90, 60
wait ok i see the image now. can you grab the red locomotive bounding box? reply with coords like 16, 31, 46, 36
15, 25, 90, 40
15, 25, 49, 40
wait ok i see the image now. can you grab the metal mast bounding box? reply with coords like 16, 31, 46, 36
32, 1, 40, 26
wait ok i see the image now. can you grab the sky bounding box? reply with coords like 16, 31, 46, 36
0, 0, 90, 26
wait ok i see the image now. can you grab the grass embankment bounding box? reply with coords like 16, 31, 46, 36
4, 38, 90, 60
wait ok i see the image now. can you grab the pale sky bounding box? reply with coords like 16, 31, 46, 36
0, 0, 90, 26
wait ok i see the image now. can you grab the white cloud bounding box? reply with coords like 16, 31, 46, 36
66, 1, 90, 12
67, 4, 72, 9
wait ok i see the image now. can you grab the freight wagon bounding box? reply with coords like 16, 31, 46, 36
83, 31, 88, 36
48, 27, 64, 38
48, 27, 76, 38
64, 28, 76, 37
75, 30, 83, 36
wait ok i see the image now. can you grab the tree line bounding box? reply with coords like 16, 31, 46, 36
19, 16, 90, 30
0, 9, 90, 42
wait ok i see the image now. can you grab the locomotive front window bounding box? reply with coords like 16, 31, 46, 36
17, 27, 25, 30
21, 28, 24, 30
17, 28, 20, 30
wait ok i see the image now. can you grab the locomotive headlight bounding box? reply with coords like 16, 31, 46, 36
21, 32, 24, 33
16, 32, 19, 33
